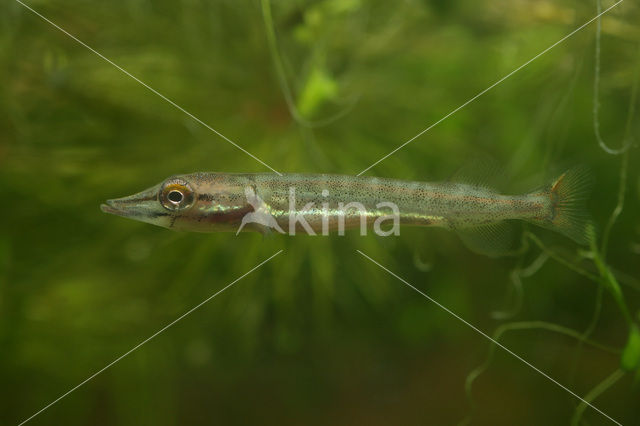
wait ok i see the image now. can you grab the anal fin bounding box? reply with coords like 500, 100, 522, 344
456, 221, 519, 257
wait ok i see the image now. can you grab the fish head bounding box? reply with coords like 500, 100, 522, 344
101, 173, 252, 232
100, 177, 189, 229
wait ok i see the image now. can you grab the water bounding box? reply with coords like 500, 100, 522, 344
2, 1, 639, 424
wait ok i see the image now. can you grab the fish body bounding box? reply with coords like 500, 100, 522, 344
101, 168, 591, 255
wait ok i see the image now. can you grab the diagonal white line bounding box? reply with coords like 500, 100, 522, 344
18, 250, 283, 426
356, 250, 622, 426
357, 0, 624, 176
14, 0, 283, 176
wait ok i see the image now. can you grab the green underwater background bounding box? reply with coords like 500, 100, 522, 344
2, 0, 640, 424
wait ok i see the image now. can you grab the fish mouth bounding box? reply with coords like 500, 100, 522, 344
100, 199, 137, 217
101, 183, 174, 228
100, 188, 159, 218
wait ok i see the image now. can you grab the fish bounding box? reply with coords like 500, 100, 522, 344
100, 167, 592, 256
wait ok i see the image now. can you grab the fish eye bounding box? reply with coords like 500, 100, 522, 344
167, 190, 183, 203
159, 179, 195, 211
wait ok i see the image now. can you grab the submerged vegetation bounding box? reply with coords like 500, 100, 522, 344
1, 0, 639, 424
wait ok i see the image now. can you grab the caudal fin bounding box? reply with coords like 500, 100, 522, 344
533, 167, 593, 244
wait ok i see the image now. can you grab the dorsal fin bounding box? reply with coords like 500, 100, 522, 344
449, 156, 505, 192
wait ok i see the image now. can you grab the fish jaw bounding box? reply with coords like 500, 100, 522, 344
100, 184, 173, 228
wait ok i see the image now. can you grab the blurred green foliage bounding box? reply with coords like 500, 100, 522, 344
1, 0, 640, 425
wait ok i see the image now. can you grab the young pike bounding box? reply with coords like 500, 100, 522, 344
101, 168, 591, 256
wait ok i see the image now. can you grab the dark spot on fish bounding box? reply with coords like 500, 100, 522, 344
149, 212, 169, 218
118, 195, 156, 204
202, 205, 254, 224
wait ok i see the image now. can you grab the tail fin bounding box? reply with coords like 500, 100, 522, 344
532, 167, 593, 244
